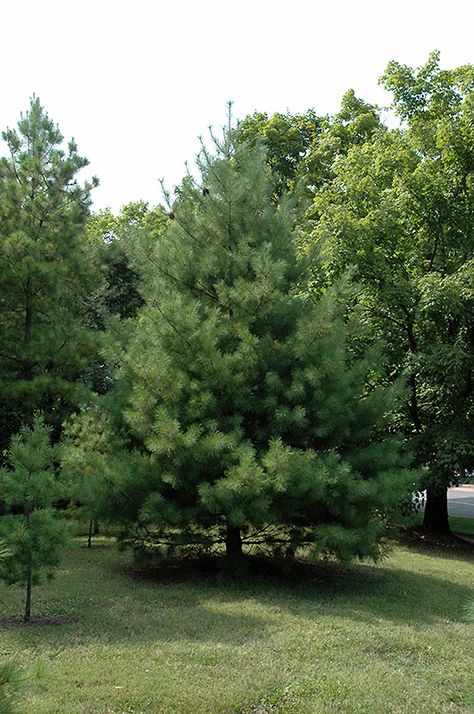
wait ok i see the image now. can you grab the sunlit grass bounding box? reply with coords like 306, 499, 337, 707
0, 539, 473, 713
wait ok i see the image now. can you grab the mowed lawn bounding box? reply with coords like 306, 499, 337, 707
450, 516, 474, 538
1, 539, 473, 714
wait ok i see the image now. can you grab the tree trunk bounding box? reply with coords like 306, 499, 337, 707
87, 518, 93, 548
225, 524, 243, 560
20, 274, 35, 425
22, 274, 34, 381
423, 486, 451, 534
24, 567, 32, 623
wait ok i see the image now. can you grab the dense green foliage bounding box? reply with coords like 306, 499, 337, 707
0, 417, 69, 622
307, 52, 474, 532
63, 125, 413, 561
236, 89, 381, 196
0, 98, 101, 452
82, 202, 168, 397
1, 54, 472, 572
0, 539, 12, 562
87, 201, 168, 322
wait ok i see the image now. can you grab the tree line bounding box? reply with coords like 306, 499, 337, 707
0, 52, 472, 621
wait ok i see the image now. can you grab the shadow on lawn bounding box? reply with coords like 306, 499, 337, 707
123, 551, 474, 626
6, 548, 473, 649
6, 598, 271, 649
398, 531, 474, 565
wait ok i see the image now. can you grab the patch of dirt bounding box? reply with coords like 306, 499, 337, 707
128, 552, 355, 590
399, 527, 474, 552
0, 614, 78, 628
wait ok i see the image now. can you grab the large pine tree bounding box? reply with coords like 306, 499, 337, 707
70, 123, 412, 561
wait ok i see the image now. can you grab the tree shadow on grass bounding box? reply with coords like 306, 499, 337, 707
123, 551, 474, 627
4, 548, 473, 650
4, 598, 270, 650
398, 531, 474, 565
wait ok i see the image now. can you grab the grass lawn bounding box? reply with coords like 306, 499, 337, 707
1, 540, 473, 714
450, 517, 474, 538
410, 514, 474, 540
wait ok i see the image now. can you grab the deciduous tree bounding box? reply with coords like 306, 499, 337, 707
309, 53, 474, 533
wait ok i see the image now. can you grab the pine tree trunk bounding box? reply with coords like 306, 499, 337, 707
87, 518, 93, 548
24, 510, 33, 623
23, 275, 33, 377
423, 486, 451, 534
225, 524, 243, 560
21, 274, 34, 422
24, 567, 32, 623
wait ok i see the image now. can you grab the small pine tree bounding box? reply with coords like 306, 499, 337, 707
61, 403, 121, 546
74, 118, 413, 562
0, 417, 69, 622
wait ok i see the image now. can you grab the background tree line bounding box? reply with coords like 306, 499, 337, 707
0, 53, 472, 620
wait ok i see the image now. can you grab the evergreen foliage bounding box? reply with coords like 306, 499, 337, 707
0, 661, 28, 714
0, 97, 101, 452
0, 540, 12, 562
67, 121, 412, 561
0, 417, 69, 622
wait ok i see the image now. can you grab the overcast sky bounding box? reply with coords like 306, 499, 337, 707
1, 0, 472, 212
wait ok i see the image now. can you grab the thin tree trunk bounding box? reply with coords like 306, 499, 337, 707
24, 510, 33, 623
403, 315, 423, 435
409, 373, 422, 434
225, 524, 243, 560
24, 566, 32, 623
423, 486, 451, 535
87, 518, 93, 548
23, 274, 33, 381
21, 274, 34, 424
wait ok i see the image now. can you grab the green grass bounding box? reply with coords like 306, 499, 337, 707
1, 540, 473, 714
450, 516, 474, 538
410, 513, 474, 539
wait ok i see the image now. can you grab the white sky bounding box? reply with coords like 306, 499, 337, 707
1, 0, 473, 212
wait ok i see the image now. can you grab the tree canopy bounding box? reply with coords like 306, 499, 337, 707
307, 52, 474, 531
64, 124, 412, 560
0, 97, 101, 451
